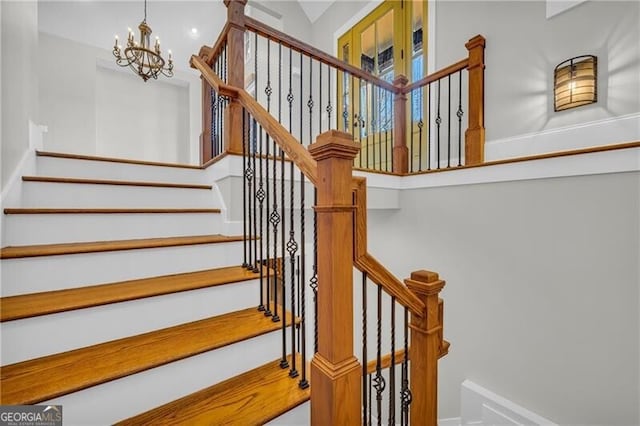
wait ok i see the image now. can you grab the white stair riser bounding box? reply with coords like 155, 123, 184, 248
1, 280, 260, 364
266, 401, 310, 425
3, 213, 223, 245
43, 331, 287, 426
21, 182, 218, 209
1, 242, 245, 295
36, 157, 207, 185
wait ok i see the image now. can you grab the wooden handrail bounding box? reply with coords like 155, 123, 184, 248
403, 58, 470, 93
194, 55, 423, 318
191, 55, 319, 185
245, 16, 398, 94
207, 22, 230, 66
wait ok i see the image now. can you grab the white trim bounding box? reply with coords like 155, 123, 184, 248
461, 380, 557, 426
439, 417, 461, 426
355, 144, 640, 190
546, 0, 587, 19
485, 112, 640, 162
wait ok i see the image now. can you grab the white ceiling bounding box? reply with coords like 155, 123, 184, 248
37, 0, 334, 74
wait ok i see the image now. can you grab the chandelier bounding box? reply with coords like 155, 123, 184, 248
112, 0, 173, 82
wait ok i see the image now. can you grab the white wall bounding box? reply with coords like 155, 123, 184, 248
365, 171, 639, 424
1, 1, 39, 189
38, 32, 198, 164
95, 66, 190, 163
311, 0, 640, 150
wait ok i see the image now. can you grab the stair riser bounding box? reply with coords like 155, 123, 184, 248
36, 157, 207, 184
1, 242, 245, 295
43, 331, 287, 426
3, 213, 223, 245
21, 182, 218, 209
1, 280, 260, 364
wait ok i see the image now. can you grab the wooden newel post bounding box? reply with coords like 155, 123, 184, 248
223, 0, 247, 155
308, 130, 362, 426
405, 270, 446, 426
393, 75, 409, 174
465, 35, 486, 166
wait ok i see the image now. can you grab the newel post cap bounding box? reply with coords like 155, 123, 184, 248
393, 74, 409, 88
466, 34, 486, 50
308, 130, 360, 161
405, 269, 445, 296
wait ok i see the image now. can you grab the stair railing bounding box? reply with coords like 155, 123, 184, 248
192, 54, 448, 426
198, 0, 485, 174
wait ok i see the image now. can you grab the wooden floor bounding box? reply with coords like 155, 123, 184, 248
0, 307, 296, 405
0, 234, 244, 259
36, 150, 203, 169
116, 355, 310, 426
0, 265, 262, 322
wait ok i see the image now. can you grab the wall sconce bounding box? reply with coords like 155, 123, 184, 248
554, 55, 597, 111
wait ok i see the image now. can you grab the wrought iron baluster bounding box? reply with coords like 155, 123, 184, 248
385, 89, 390, 172
400, 307, 412, 426
278, 41, 288, 371
457, 70, 464, 166
362, 272, 368, 425
374, 284, 385, 426
251, 117, 258, 273
427, 83, 431, 170
436, 79, 442, 169
311, 188, 318, 353
261, 35, 271, 316
244, 113, 254, 270
319, 61, 322, 133
257, 123, 266, 311
418, 87, 424, 172
377, 86, 382, 171
308, 56, 314, 145
326, 64, 333, 130
388, 297, 396, 425
448, 74, 452, 168
410, 88, 415, 173
242, 109, 248, 269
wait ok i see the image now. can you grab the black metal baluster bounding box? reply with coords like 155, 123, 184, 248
400, 307, 412, 426
242, 109, 248, 268
278, 44, 288, 372
311, 188, 318, 353
300, 52, 304, 145
268, 40, 278, 322
245, 114, 254, 270
262, 36, 271, 317
308, 56, 313, 145
369, 374, 373, 425
457, 70, 464, 166
371, 86, 382, 171
254, 32, 258, 100
362, 272, 368, 425
436, 79, 442, 169
418, 88, 424, 172
251, 116, 258, 273
342, 72, 349, 132
327, 64, 333, 130
299, 169, 309, 389
385, 89, 390, 172
257, 122, 266, 311
388, 298, 396, 425
448, 74, 452, 168
410, 88, 415, 173
374, 285, 385, 426
319, 61, 322, 133
390, 88, 394, 170
427, 83, 431, 170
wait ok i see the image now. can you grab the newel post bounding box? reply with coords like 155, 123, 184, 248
308, 130, 362, 426
392, 75, 409, 174
223, 0, 247, 155
405, 270, 446, 426
465, 35, 486, 165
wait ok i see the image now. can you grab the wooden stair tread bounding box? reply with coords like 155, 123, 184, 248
116, 354, 309, 426
0, 307, 296, 405
22, 176, 212, 190
36, 150, 203, 169
4, 208, 221, 214
0, 266, 262, 322
0, 234, 244, 259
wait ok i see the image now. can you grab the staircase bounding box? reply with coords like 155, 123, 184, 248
0, 151, 309, 425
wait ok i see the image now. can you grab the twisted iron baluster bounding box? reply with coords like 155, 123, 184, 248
400, 308, 412, 425
457, 70, 464, 166
374, 285, 386, 426
242, 109, 248, 269
448, 74, 452, 168
327, 64, 333, 129
362, 272, 368, 425
388, 297, 396, 425
436, 79, 442, 169
256, 123, 266, 311
310, 188, 318, 353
